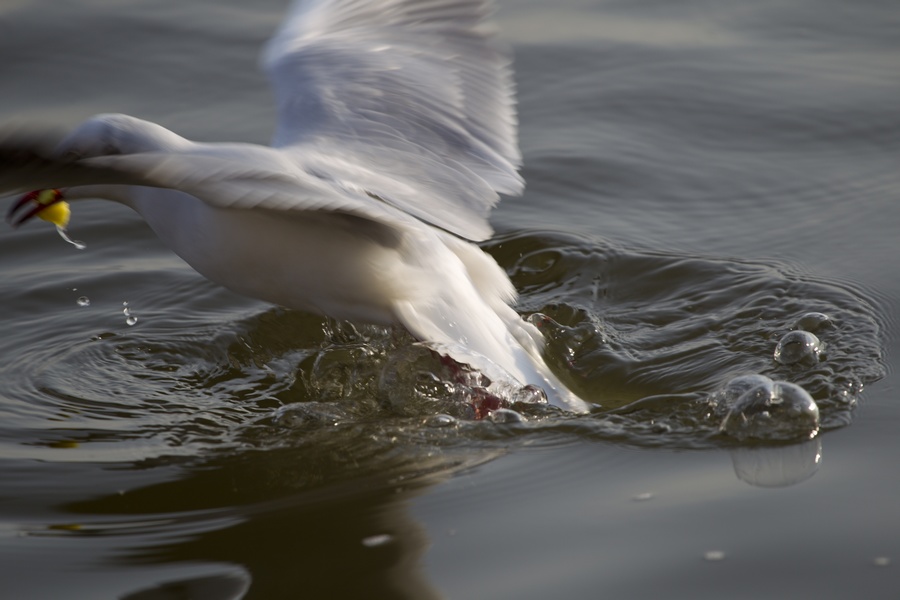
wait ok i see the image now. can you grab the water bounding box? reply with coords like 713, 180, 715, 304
1, 0, 898, 598
55, 225, 87, 250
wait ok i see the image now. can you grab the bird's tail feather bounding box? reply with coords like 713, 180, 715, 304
393, 288, 590, 414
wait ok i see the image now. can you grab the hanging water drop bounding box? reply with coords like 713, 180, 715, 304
55, 226, 86, 250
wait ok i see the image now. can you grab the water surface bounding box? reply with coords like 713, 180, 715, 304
0, 0, 898, 598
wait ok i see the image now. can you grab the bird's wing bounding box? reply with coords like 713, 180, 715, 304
262, 0, 523, 241
0, 129, 417, 234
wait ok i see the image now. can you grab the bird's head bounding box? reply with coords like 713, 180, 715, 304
7, 188, 70, 229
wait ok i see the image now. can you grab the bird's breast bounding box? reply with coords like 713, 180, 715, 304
133, 191, 410, 325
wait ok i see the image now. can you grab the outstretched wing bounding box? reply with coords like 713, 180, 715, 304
263, 0, 523, 241
0, 125, 417, 234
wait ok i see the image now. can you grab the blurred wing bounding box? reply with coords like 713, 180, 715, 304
263, 0, 523, 241
0, 131, 414, 233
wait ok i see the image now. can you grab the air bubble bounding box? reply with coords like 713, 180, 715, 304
792, 312, 833, 332
717, 374, 774, 407
76, 296, 90, 307
425, 414, 457, 428
489, 408, 526, 424
719, 377, 820, 441
774, 330, 822, 365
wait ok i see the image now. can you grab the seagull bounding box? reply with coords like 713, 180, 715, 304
0, 0, 590, 414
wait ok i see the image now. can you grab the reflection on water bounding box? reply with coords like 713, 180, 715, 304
730, 439, 822, 488
58, 449, 480, 600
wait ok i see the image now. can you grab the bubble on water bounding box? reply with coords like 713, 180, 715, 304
792, 312, 833, 333
774, 330, 822, 365
716, 374, 774, 406
425, 414, 458, 428
718, 376, 820, 441
489, 408, 526, 424
510, 384, 549, 406
76, 296, 90, 307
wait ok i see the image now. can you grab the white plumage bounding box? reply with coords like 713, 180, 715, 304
0, 0, 590, 413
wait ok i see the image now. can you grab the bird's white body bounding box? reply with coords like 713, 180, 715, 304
93, 177, 584, 409
1, 0, 590, 413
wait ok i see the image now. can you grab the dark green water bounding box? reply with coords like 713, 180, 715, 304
1, 0, 898, 598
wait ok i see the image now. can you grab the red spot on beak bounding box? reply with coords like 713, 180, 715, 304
6, 189, 64, 227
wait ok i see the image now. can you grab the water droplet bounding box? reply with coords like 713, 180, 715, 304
76, 296, 90, 307
774, 330, 822, 365
55, 226, 86, 250
123, 302, 137, 326
632, 492, 655, 502
792, 312, 833, 332
361, 534, 392, 547
704, 550, 726, 561
873, 556, 891, 567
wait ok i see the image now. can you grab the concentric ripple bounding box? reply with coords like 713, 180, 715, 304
0, 231, 885, 461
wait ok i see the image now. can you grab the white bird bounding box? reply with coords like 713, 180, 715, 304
0, 0, 590, 414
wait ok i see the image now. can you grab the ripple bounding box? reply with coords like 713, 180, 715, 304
0, 232, 886, 459
486, 231, 884, 445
